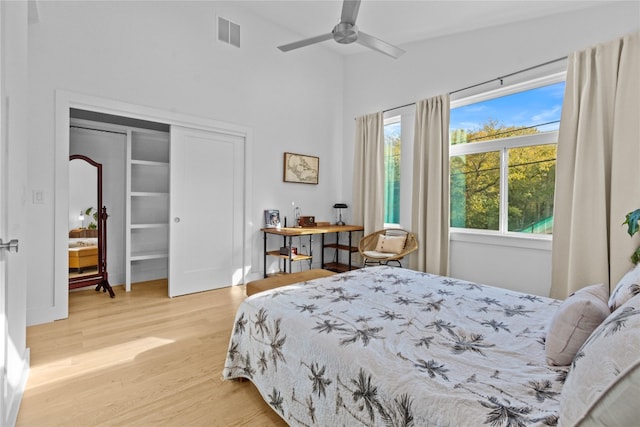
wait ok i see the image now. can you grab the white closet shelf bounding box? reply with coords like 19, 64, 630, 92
131, 191, 169, 197
130, 251, 169, 261
131, 223, 169, 229
131, 159, 169, 167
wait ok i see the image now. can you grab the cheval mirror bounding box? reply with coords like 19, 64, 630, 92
68, 154, 114, 297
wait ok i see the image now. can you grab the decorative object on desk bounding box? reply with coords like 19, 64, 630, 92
299, 216, 316, 227
283, 152, 319, 184
333, 203, 347, 225
264, 209, 281, 228
293, 205, 302, 226
279, 246, 298, 256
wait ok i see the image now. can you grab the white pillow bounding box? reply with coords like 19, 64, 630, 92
559, 294, 640, 426
608, 263, 640, 311
374, 234, 406, 254
545, 283, 610, 366
575, 360, 640, 426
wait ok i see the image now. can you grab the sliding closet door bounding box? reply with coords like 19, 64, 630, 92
169, 126, 244, 297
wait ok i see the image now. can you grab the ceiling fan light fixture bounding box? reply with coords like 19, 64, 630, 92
332, 22, 358, 45
276, 0, 405, 59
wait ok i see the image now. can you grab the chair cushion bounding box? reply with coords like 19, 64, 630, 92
374, 234, 406, 254
363, 250, 396, 259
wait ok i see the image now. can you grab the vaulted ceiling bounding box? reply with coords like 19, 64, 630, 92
240, 0, 608, 56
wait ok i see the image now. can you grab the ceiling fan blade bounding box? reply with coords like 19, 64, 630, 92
278, 33, 334, 52
356, 31, 406, 59
340, 0, 361, 25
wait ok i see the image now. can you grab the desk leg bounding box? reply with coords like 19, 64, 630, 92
282, 236, 287, 273
348, 231, 353, 271
321, 233, 325, 269
263, 231, 267, 278
288, 236, 293, 273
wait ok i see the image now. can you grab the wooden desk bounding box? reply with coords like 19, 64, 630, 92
261, 224, 364, 277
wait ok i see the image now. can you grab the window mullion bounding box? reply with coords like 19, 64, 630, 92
499, 147, 509, 233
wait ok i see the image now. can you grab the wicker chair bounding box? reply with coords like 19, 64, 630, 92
358, 229, 418, 267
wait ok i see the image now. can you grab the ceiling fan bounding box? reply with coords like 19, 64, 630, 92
277, 0, 406, 59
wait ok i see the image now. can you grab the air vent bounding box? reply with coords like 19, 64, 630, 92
218, 16, 240, 48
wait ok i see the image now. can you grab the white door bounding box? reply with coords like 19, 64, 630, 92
169, 126, 244, 297
1, 1, 29, 424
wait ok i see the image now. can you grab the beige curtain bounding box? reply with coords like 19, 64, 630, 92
551, 32, 640, 299
410, 94, 450, 275
352, 112, 385, 234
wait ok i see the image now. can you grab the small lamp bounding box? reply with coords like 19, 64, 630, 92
333, 203, 347, 225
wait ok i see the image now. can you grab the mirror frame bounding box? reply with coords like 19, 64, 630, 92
69, 155, 113, 296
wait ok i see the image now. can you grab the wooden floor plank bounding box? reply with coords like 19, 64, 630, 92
17, 280, 287, 427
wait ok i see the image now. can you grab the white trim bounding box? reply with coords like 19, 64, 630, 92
4, 349, 29, 427
450, 71, 566, 108
47, 90, 253, 324
450, 130, 558, 156
450, 229, 552, 251
382, 105, 415, 230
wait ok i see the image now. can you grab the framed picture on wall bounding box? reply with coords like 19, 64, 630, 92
283, 152, 319, 184
264, 209, 281, 228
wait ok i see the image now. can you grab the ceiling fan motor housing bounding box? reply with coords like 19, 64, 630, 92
332, 22, 358, 44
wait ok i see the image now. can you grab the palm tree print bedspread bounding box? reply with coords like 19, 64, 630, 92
223, 266, 568, 426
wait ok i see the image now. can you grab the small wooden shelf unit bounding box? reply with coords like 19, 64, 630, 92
261, 224, 364, 277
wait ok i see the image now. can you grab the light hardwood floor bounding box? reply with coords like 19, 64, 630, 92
17, 280, 287, 427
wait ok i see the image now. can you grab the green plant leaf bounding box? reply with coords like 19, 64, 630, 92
623, 209, 640, 237
632, 246, 640, 265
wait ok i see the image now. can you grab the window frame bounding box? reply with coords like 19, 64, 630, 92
449, 72, 565, 240
383, 105, 415, 229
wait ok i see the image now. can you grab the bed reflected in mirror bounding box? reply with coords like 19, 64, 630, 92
69, 155, 113, 297
69, 157, 99, 279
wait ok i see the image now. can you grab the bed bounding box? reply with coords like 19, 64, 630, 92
68, 237, 98, 272
223, 265, 640, 426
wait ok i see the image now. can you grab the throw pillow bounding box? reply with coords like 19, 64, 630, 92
546, 283, 610, 366
558, 294, 640, 426
608, 263, 640, 311
375, 234, 406, 254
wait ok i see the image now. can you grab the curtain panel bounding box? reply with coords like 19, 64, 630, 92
410, 94, 450, 275
551, 31, 640, 299
352, 112, 385, 235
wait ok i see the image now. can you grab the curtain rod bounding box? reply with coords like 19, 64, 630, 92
382, 56, 567, 114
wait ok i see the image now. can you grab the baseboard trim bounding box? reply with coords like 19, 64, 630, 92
5, 348, 29, 427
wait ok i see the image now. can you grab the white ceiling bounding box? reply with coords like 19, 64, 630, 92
239, 0, 608, 56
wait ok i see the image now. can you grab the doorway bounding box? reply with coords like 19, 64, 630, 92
51, 91, 252, 322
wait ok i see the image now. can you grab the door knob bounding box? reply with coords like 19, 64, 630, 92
0, 239, 19, 253
174, 217, 180, 223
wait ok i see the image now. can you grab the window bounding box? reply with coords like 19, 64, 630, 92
450, 76, 564, 235
384, 117, 401, 225
382, 107, 414, 228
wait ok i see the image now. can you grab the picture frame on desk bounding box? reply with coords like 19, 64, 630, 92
264, 209, 281, 228
283, 152, 319, 184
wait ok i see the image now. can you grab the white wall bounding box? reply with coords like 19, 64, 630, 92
26, 1, 344, 324
342, 2, 640, 296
